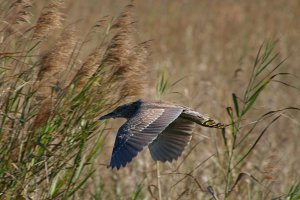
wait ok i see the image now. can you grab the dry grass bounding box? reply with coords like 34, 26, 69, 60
0, 0, 299, 199
102, 4, 149, 98
33, 0, 64, 39
33, 26, 76, 130
0, 1, 149, 199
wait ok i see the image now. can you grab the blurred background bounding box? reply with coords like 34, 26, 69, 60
1, 0, 299, 199
80, 1, 300, 199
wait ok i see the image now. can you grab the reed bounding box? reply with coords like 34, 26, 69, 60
0, 1, 299, 199
33, 0, 64, 39
0, 2, 149, 199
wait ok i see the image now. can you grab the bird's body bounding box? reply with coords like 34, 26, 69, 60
99, 99, 225, 169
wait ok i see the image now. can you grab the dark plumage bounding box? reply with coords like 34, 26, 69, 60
99, 99, 225, 169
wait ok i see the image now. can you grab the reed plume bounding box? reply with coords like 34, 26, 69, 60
0, 0, 32, 37
102, 4, 149, 98
33, 0, 64, 39
8, 0, 32, 25
120, 41, 149, 97
72, 47, 104, 92
262, 154, 278, 181
33, 26, 76, 130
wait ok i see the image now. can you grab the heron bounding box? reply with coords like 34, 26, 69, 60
99, 99, 225, 169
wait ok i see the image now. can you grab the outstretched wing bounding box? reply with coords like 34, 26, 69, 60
110, 106, 183, 169
180, 109, 225, 129
149, 117, 194, 162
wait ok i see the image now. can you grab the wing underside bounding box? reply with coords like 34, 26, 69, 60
149, 117, 194, 162
110, 106, 183, 169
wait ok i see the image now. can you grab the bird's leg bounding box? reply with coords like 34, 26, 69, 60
181, 110, 226, 129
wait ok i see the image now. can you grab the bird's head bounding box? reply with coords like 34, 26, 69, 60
99, 100, 142, 120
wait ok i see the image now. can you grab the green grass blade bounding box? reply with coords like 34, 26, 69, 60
130, 181, 144, 200
241, 80, 269, 116
287, 182, 300, 200
67, 170, 95, 198
232, 116, 280, 170
232, 93, 240, 117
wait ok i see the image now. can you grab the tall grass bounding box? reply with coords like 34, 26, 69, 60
0, 2, 148, 199
218, 41, 299, 199
150, 41, 299, 200
1, 1, 299, 200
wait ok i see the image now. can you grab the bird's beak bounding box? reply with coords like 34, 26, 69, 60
98, 112, 115, 120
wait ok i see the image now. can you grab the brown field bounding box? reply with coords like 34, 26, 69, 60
0, 0, 299, 199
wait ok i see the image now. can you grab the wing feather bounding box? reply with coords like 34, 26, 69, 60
149, 117, 195, 162
110, 106, 183, 169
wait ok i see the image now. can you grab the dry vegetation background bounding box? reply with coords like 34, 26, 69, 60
0, 0, 299, 199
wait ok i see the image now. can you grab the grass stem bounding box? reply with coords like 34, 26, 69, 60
157, 161, 162, 200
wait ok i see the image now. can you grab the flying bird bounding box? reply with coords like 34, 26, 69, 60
99, 99, 225, 169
